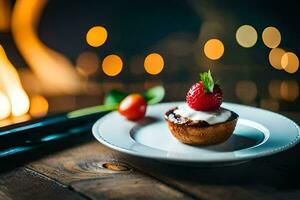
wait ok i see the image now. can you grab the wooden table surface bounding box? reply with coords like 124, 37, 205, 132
0, 112, 300, 200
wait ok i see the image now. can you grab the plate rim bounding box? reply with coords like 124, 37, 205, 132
92, 102, 300, 163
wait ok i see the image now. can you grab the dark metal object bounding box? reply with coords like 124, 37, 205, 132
0, 110, 109, 158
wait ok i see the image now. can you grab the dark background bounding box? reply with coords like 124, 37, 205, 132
0, 0, 299, 121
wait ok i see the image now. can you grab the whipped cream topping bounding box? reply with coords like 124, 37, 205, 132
173, 103, 231, 125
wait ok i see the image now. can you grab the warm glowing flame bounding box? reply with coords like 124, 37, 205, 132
12, 114, 30, 123
9, 90, 30, 116
0, 45, 30, 116
236, 25, 257, 48
86, 26, 108, 47
29, 95, 49, 117
281, 52, 299, 74
262, 27, 281, 48
0, 91, 11, 120
144, 53, 164, 75
204, 39, 224, 60
11, 0, 82, 94
269, 48, 285, 70
102, 54, 123, 76
0, 0, 11, 32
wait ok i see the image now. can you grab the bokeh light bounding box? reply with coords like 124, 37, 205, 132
236, 25, 258, 48
86, 26, 108, 47
269, 48, 285, 70
260, 99, 279, 111
281, 52, 299, 74
235, 80, 257, 102
102, 54, 123, 76
204, 39, 224, 60
262, 27, 281, 48
0, 91, 11, 120
29, 95, 49, 117
280, 80, 299, 101
144, 53, 164, 75
76, 51, 99, 76
268, 80, 282, 99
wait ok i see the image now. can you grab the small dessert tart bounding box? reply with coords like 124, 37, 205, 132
165, 70, 238, 145
165, 104, 238, 145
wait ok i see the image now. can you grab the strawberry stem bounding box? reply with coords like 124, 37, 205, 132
199, 70, 215, 93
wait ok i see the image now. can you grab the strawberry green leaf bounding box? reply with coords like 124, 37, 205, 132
199, 70, 214, 93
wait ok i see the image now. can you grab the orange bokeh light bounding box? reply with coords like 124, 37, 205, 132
260, 99, 279, 111
102, 54, 123, 76
204, 39, 224, 60
76, 51, 99, 76
269, 48, 285, 70
262, 26, 281, 48
281, 52, 299, 74
235, 80, 257, 103
268, 80, 282, 99
280, 80, 299, 101
86, 26, 108, 47
144, 53, 164, 75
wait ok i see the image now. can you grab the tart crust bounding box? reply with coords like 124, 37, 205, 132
165, 107, 238, 145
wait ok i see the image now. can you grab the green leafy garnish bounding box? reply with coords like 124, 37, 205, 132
103, 86, 165, 106
143, 86, 165, 105
200, 70, 215, 93
104, 89, 128, 107
67, 86, 165, 118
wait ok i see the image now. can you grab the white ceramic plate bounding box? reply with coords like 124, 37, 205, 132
92, 102, 300, 166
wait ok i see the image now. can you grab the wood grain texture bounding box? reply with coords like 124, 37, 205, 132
0, 168, 86, 200
124, 113, 300, 200
127, 154, 300, 200
3, 112, 300, 200
27, 142, 194, 200
27, 139, 300, 200
71, 174, 191, 200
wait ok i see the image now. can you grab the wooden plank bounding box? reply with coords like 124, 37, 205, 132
27, 141, 134, 184
0, 168, 86, 200
27, 142, 194, 200
26, 113, 300, 200
71, 174, 191, 200
27, 139, 300, 200
125, 143, 300, 200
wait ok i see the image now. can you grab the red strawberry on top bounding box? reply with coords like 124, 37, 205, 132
186, 70, 222, 111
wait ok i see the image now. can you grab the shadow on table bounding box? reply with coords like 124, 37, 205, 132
128, 143, 300, 190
